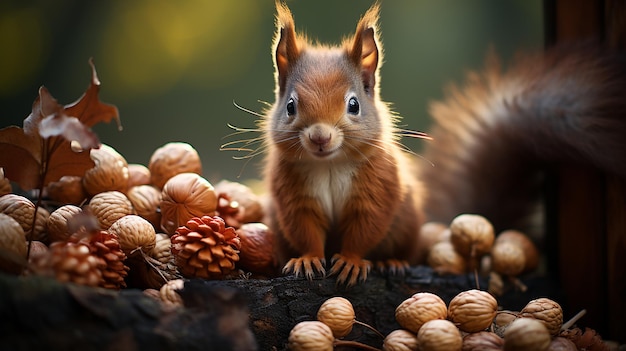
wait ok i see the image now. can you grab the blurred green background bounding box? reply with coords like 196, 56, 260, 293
0, 0, 542, 184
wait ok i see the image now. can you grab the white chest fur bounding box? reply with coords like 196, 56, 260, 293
301, 162, 355, 222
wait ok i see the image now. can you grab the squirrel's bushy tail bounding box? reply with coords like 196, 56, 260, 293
420, 43, 626, 234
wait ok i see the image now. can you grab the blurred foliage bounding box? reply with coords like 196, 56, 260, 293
0, 0, 541, 182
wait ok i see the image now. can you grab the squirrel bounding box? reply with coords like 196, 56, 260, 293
258, 2, 626, 286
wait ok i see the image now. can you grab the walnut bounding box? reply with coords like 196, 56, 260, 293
461, 331, 503, 351
0, 213, 27, 274
449, 214, 494, 269
520, 298, 563, 336
395, 292, 448, 333
287, 321, 334, 351
149, 142, 202, 189
427, 240, 467, 275
415, 222, 449, 263
160, 173, 217, 235
45, 175, 87, 205
87, 191, 135, 230
126, 185, 162, 229
317, 297, 355, 338
382, 329, 419, 351
492, 230, 539, 276
417, 319, 463, 351
47, 205, 83, 242
82, 144, 129, 196
0, 194, 35, 235
448, 289, 498, 333
127, 163, 151, 187
503, 318, 550, 351
107, 214, 156, 257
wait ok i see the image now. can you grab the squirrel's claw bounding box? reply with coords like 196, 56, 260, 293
282, 255, 326, 280
329, 254, 372, 286
376, 259, 409, 275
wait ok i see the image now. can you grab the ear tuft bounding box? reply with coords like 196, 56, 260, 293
274, 1, 301, 95
349, 3, 381, 95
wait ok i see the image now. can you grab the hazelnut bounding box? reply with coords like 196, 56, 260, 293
287, 321, 334, 351
127, 163, 151, 187
395, 292, 448, 333
495, 230, 539, 274
0, 194, 35, 235
503, 318, 550, 351
236, 222, 279, 276
45, 175, 87, 205
417, 319, 462, 351
47, 205, 82, 242
382, 329, 419, 351
160, 173, 217, 235
88, 191, 135, 230
462, 331, 503, 351
126, 185, 162, 229
149, 142, 202, 189
520, 298, 563, 336
427, 240, 467, 275
448, 289, 498, 333
317, 297, 355, 338
449, 214, 494, 266
107, 214, 156, 256
82, 144, 129, 196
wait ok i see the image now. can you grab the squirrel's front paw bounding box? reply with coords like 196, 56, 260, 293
329, 254, 372, 286
282, 255, 326, 280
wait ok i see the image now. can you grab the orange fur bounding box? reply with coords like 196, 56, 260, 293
264, 2, 423, 285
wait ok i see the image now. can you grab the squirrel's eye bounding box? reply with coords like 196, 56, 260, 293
347, 96, 360, 115
286, 98, 296, 116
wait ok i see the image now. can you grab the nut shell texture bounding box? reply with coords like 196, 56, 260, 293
149, 142, 202, 189
503, 318, 550, 351
449, 214, 494, 258
462, 331, 504, 351
108, 215, 156, 256
88, 191, 135, 230
82, 144, 129, 196
287, 321, 334, 351
382, 329, 419, 351
395, 292, 447, 333
520, 298, 563, 336
160, 173, 217, 235
0, 213, 27, 257
0, 194, 35, 234
448, 289, 498, 332
47, 205, 83, 242
127, 185, 162, 228
417, 319, 462, 351
316, 297, 355, 338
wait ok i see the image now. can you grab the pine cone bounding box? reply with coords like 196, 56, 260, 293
86, 231, 130, 289
171, 215, 241, 279
31, 241, 106, 287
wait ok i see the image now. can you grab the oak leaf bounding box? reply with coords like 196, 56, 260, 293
0, 59, 121, 191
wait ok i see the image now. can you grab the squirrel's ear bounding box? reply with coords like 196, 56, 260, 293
349, 3, 381, 96
274, 2, 300, 94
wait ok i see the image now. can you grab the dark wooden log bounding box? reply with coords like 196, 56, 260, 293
0, 266, 560, 350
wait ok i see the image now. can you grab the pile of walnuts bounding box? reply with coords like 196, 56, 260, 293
288, 293, 609, 351
420, 214, 539, 295
0, 142, 269, 291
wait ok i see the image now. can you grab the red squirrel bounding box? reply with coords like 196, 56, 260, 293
260, 2, 626, 285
